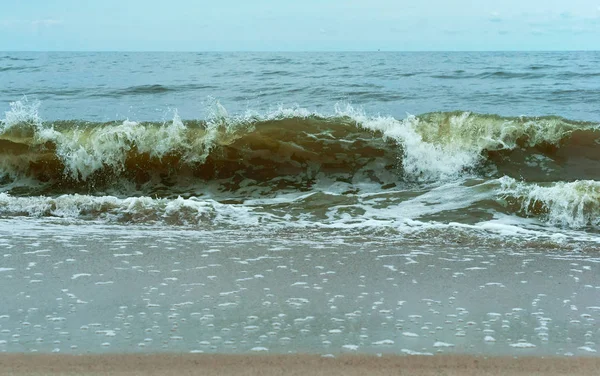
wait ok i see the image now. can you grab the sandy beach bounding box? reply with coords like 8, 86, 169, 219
1, 354, 599, 376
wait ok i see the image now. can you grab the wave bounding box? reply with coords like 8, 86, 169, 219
0, 66, 40, 72
100, 84, 217, 97
431, 71, 546, 80
430, 71, 600, 80
0, 55, 35, 62
476, 71, 545, 79
0, 193, 255, 226
114, 84, 173, 94
1, 177, 599, 231
1, 99, 599, 197
498, 177, 600, 229
555, 72, 600, 79
2, 85, 219, 100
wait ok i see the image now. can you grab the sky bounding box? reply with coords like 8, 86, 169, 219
0, 0, 599, 51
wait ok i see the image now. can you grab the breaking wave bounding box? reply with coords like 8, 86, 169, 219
0, 193, 255, 226
499, 177, 600, 228
2, 99, 600, 232
1, 99, 598, 196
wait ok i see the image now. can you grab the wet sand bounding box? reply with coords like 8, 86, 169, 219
1, 354, 600, 376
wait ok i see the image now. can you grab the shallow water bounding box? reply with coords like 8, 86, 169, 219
0, 221, 598, 356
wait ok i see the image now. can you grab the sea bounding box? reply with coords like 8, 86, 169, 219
0, 51, 599, 356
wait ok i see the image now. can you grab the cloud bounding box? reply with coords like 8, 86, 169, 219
389, 26, 409, 33
31, 19, 63, 27
559, 12, 572, 19
524, 10, 600, 30
0, 19, 20, 28
443, 29, 463, 35
489, 11, 502, 23
0, 19, 63, 29
552, 25, 595, 34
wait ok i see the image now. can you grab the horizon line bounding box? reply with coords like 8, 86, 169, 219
1, 49, 599, 53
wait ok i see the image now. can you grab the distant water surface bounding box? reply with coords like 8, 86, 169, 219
2, 51, 600, 121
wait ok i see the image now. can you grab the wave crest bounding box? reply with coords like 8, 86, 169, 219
499, 177, 600, 228
1, 99, 599, 196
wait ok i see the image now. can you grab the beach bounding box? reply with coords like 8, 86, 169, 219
1, 354, 600, 376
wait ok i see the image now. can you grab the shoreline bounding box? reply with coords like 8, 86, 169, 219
1, 354, 599, 376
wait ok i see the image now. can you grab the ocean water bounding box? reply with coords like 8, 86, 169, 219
1, 52, 600, 355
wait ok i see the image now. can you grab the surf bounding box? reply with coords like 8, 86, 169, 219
2, 100, 599, 196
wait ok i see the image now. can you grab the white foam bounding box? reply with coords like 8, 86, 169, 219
578, 346, 597, 353
401, 349, 433, 356
499, 177, 600, 228
1, 98, 43, 133
372, 340, 395, 345
402, 332, 419, 337
71, 273, 91, 280
336, 105, 589, 181
0, 193, 256, 226
433, 342, 455, 347
510, 342, 536, 348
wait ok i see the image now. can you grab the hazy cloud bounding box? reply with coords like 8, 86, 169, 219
559, 11, 572, 19
0, 19, 63, 29
31, 19, 63, 27
389, 26, 410, 33
489, 12, 502, 22
0, 19, 20, 28
443, 29, 463, 35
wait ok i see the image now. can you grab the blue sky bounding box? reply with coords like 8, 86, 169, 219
1, 0, 599, 51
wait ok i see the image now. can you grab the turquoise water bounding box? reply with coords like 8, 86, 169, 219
2, 51, 600, 121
